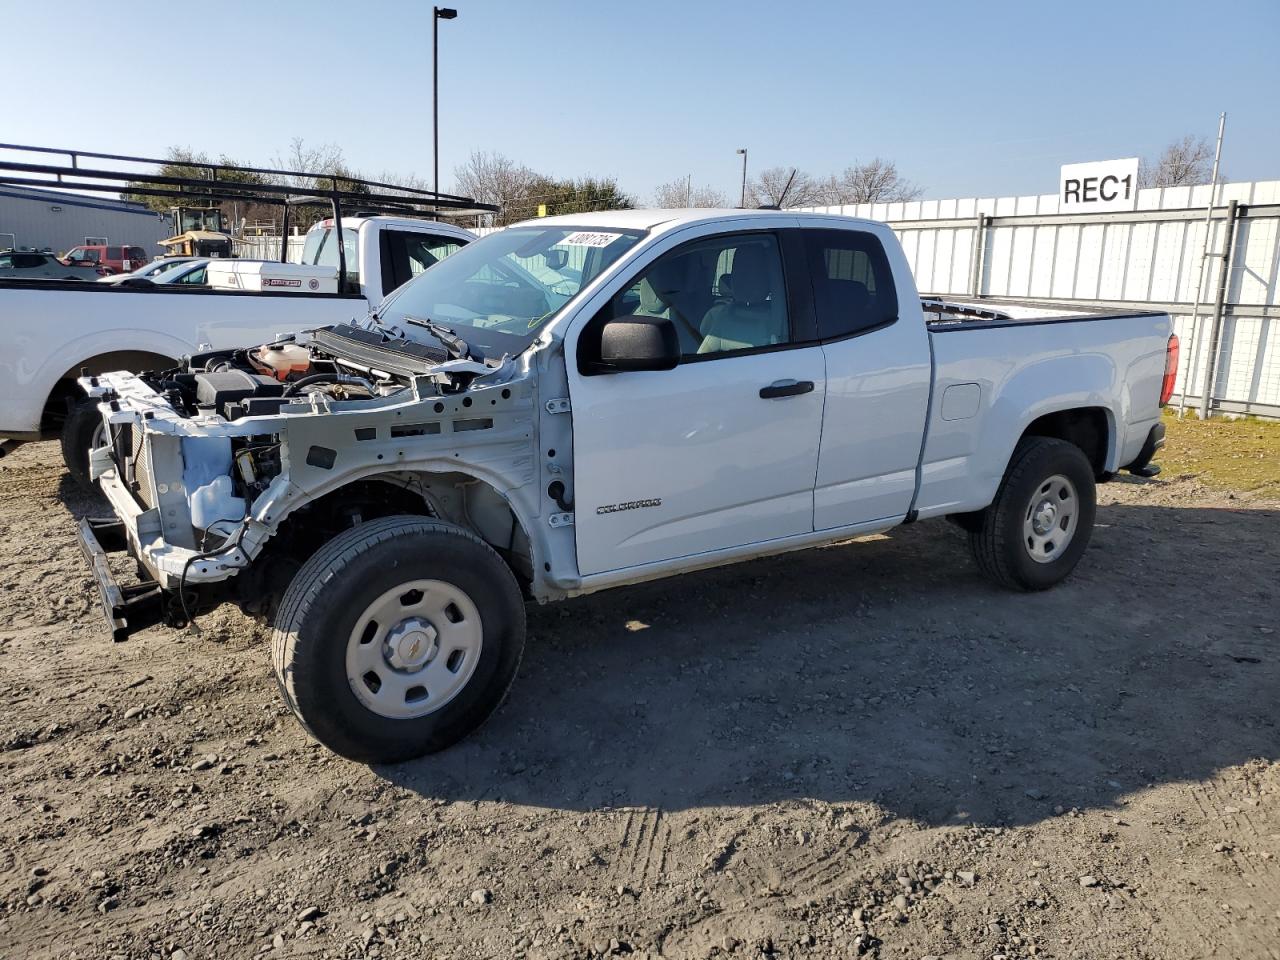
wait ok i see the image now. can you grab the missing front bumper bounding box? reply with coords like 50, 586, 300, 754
76, 517, 165, 642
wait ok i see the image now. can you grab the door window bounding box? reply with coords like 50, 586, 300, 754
603, 233, 792, 359
803, 229, 898, 339
379, 230, 465, 294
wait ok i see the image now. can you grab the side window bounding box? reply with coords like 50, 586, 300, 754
13, 253, 45, 268
380, 230, 464, 294
803, 229, 898, 339
107, 247, 123, 260
603, 232, 791, 359
0, 256, 12, 269
404, 235, 461, 277
313, 228, 360, 288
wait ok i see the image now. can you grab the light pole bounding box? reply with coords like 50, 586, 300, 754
433, 6, 458, 199
736, 148, 748, 207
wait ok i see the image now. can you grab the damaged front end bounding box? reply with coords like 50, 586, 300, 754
77, 325, 541, 639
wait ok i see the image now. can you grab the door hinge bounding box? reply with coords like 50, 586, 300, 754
548, 512, 574, 528
545, 398, 571, 415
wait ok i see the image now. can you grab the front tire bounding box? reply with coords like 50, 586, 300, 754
61, 399, 105, 490
270, 517, 526, 764
968, 437, 1096, 591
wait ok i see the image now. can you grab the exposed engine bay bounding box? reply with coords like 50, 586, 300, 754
77, 321, 561, 617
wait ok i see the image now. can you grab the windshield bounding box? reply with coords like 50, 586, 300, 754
376, 225, 644, 356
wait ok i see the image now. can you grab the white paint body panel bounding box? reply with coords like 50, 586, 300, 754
914, 311, 1169, 519
571, 348, 826, 575
812, 221, 932, 530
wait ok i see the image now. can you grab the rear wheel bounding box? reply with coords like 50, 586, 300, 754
60, 399, 105, 490
270, 516, 526, 764
968, 437, 1096, 591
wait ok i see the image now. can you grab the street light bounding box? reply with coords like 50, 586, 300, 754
736, 148, 748, 207
433, 6, 458, 200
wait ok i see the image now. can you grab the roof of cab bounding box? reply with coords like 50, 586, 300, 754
522, 207, 883, 235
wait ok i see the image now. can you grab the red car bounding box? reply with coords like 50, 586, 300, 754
63, 243, 149, 276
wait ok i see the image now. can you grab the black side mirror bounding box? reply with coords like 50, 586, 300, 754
593, 314, 680, 373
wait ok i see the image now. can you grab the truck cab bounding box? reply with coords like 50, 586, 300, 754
298, 215, 470, 305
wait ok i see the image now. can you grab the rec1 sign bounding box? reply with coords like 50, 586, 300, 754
1059, 158, 1139, 213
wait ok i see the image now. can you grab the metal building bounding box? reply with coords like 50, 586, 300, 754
0, 184, 172, 255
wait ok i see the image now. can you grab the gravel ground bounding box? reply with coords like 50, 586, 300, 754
0, 439, 1277, 960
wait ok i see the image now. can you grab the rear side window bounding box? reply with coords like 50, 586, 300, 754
128, 246, 146, 261
803, 229, 898, 339
108, 246, 123, 259
379, 230, 465, 295
307, 227, 360, 287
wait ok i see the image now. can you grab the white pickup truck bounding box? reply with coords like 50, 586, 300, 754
75, 209, 1176, 764
0, 215, 474, 474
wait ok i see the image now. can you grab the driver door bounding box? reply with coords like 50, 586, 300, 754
568, 228, 825, 576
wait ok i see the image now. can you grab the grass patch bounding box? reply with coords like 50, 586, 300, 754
1160, 409, 1280, 497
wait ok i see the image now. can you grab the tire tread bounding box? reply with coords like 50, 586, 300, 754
269, 516, 523, 762
968, 436, 1091, 592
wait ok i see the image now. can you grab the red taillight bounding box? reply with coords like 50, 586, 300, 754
1160, 333, 1179, 406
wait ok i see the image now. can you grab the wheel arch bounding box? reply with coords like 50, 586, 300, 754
1018, 405, 1114, 476
250, 465, 540, 604
41, 349, 181, 432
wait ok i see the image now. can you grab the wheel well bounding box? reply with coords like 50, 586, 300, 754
41, 351, 179, 433
1021, 407, 1110, 475
242, 473, 533, 616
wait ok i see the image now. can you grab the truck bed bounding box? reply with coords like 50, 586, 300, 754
914, 299, 1171, 519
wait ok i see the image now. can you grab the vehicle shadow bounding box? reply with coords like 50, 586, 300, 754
381, 496, 1280, 828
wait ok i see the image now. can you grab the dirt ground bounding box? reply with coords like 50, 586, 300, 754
0, 439, 1277, 960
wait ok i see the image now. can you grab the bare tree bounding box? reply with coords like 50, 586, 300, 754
652, 178, 728, 208
746, 167, 822, 208
1140, 135, 1216, 188
832, 158, 923, 204
273, 138, 348, 189
452, 151, 545, 225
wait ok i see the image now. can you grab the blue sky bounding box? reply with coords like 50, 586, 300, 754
3, 0, 1277, 202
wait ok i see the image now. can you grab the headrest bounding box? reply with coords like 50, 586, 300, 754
730, 246, 770, 304
646, 256, 688, 298
637, 277, 665, 315
827, 278, 870, 312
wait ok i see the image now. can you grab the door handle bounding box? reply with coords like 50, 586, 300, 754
759, 379, 815, 399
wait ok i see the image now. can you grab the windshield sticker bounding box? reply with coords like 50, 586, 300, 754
559, 231, 621, 248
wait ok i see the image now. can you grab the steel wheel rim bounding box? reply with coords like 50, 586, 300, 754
1022, 473, 1078, 564
90, 419, 106, 451
345, 578, 483, 720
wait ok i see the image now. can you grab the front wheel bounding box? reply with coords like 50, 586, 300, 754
270, 517, 526, 763
61, 399, 106, 490
968, 437, 1096, 591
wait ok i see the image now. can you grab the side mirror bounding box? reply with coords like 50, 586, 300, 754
594, 314, 680, 373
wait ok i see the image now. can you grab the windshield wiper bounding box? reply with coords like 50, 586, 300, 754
402, 315, 472, 360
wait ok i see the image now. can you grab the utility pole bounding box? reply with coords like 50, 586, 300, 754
736, 148, 748, 207
433, 6, 458, 201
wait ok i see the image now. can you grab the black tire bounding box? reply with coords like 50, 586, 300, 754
60, 399, 104, 490
270, 516, 525, 764
968, 437, 1096, 591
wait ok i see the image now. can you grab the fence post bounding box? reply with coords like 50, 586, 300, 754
969, 214, 987, 297
1198, 200, 1241, 420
